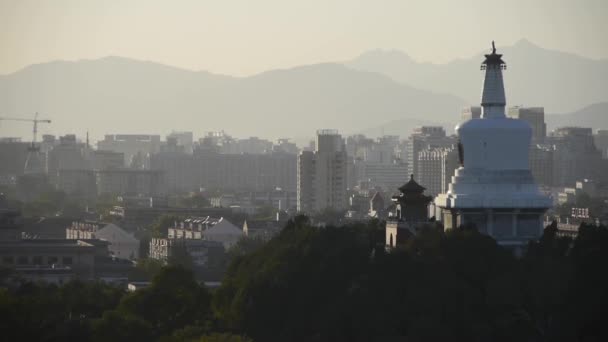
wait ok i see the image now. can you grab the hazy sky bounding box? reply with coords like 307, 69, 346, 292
1, 0, 607, 76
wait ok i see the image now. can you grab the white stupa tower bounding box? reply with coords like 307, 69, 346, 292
434, 42, 551, 249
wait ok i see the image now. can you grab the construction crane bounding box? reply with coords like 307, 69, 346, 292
0, 113, 51, 174
0, 112, 51, 151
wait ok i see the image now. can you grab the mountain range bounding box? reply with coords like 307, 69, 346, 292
0, 39, 606, 143
347, 39, 608, 114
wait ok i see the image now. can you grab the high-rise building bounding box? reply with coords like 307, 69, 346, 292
47, 135, 88, 184
150, 149, 297, 194
97, 134, 161, 167
0, 138, 29, 184
90, 150, 124, 170
594, 130, 608, 159
417, 146, 459, 196
352, 160, 408, 192
435, 42, 551, 251
297, 130, 347, 213
508, 106, 546, 142
461, 106, 481, 122
407, 127, 455, 179
528, 145, 554, 186
96, 169, 165, 196
167, 131, 194, 154
548, 127, 602, 186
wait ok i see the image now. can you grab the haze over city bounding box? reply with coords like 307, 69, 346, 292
1, 0, 608, 141
1, 1, 608, 341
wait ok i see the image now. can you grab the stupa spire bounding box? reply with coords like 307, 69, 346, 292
480, 41, 507, 119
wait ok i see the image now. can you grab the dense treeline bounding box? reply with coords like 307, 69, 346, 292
1, 218, 607, 341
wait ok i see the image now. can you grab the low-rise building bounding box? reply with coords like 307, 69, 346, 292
66, 221, 140, 260
149, 238, 224, 267
0, 239, 98, 281
169, 217, 243, 249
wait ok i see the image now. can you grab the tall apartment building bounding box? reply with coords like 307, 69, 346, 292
96, 169, 165, 196
0, 138, 29, 183
97, 134, 161, 167
549, 127, 603, 186
90, 150, 124, 170
150, 150, 296, 194
47, 135, 89, 184
508, 107, 546, 142
166, 131, 194, 154
594, 130, 608, 159
461, 106, 481, 122
346, 135, 407, 191
297, 130, 347, 213
407, 127, 455, 179
352, 161, 408, 192
528, 145, 554, 186
417, 146, 459, 196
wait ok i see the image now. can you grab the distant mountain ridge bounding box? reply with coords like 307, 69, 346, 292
546, 102, 608, 131
347, 39, 608, 114
0, 57, 465, 142
0, 39, 606, 143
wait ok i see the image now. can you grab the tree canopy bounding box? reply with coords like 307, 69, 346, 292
1, 219, 607, 341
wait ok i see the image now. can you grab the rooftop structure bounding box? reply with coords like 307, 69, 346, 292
385, 175, 433, 248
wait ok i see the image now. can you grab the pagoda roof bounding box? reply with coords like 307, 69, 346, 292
398, 174, 426, 193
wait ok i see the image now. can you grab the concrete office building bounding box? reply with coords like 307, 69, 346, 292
461, 106, 481, 122
150, 149, 296, 194
407, 127, 455, 180
548, 127, 602, 186
56, 169, 97, 202
97, 134, 161, 168
528, 145, 555, 186
0, 138, 29, 183
91, 150, 124, 170
96, 169, 165, 196
47, 134, 89, 184
297, 130, 348, 213
167, 131, 194, 154
508, 107, 547, 142
435, 43, 551, 251
417, 146, 459, 196
352, 161, 409, 192
593, 130, 608, 158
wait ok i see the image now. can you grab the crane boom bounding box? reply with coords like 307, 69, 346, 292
0, 117, 51, 123
0, 112, 51, 147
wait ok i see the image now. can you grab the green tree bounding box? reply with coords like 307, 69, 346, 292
129, 258, 165, 281
226, 236, 266, 259
91, 310, 154, 342
197, 333, 253, 342
119, 266, 212, 336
